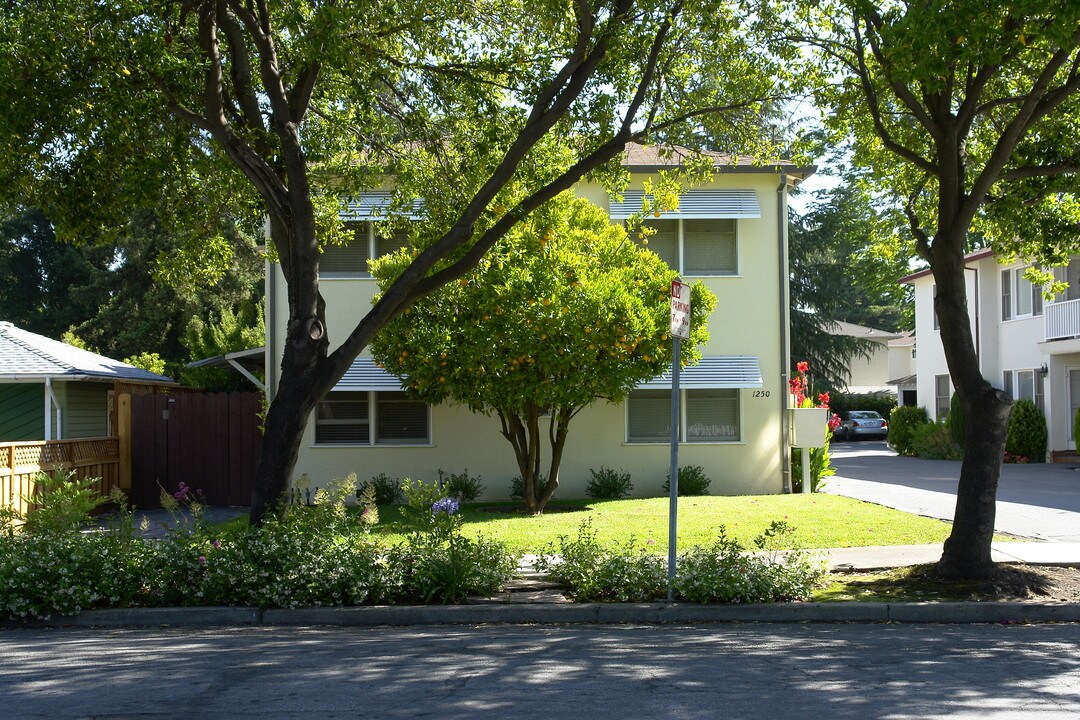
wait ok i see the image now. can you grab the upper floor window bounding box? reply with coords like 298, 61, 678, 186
609, 189, 760, 278
1001, 266, 1043, 321
637, 218, 738, 276
320, 222, 408, 278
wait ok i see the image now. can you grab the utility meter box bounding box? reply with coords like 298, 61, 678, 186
789, 407, 829, 448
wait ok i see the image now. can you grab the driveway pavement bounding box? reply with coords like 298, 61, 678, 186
827, 441, 1080, 542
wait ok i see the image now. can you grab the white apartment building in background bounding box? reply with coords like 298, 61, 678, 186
902, 250, 1080, 455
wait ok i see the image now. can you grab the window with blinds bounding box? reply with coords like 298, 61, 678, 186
684, 219, 736, 275
627, 389, 740, 443
627, 390, 672, 442
640, 220, 679, 270
320, 224, 409, 278
686, 389, 739, 441
315, 391, 429, 445
321, 223, 371, 277
376, 392, 429, 444
315, 391, 370, 444
635, 218, 737, 276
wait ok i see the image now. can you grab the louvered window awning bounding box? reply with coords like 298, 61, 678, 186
334, 357, 405, 391
637, 356, 763, 389
334, 355, 762, 392
341, 192, 425, 221
609, 190, 761, 219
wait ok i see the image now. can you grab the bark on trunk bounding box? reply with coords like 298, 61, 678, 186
499, 406, 569, 515
938, 385, 1012, 579
249, 339, 329, 524
930, 232, 1013, 580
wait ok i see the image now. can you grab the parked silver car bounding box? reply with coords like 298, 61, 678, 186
834, 410, 889, 440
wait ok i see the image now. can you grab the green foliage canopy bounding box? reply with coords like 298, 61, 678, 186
758, 0, 1080, 578
371, 193, 714, 512
0, 0, 800, 522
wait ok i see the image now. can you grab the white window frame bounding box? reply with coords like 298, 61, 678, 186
314, 390, 431, 446
625, 388, 742, 444
934, 374, 951, 422
1001, 265, 1043, 321
1002, 368, 1046, 414
639, 218, 738, 277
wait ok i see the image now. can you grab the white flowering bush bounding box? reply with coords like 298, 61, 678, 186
535, 521, 668, 602
538, 521, 827, 604
0, 473, 520, 620
0, 487, 152, 620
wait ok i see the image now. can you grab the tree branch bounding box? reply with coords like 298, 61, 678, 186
851, 14, 938, 175
1002, 163, 1080, 181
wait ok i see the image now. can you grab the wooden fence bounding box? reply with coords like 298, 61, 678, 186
0, 437, 122, 520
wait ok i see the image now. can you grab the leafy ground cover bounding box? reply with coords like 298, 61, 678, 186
370, 494, 957, 552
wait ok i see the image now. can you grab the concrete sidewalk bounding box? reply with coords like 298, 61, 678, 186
822, 541, 1080, 570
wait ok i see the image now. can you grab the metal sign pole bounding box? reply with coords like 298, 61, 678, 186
667, 336, 681, 602
666, 278, 690, 603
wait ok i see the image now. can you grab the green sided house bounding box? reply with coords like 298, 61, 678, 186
0, 322, 174, 441
264, 143, 815, 499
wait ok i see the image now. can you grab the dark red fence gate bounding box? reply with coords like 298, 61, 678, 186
130, 392, 262, 508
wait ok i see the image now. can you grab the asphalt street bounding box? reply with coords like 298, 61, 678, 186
2, 624, 1080, 719
828, 441, 1080, 542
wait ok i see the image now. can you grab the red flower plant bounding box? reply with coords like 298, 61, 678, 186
792, 361, 841, 431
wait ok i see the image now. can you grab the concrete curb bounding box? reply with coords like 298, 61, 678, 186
8, 601, 1080, 629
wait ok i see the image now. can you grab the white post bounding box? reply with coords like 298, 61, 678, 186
801, 446, 811, 494
43, 378, 51, 441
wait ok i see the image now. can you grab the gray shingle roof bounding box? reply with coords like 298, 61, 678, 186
0, 322, 174, 383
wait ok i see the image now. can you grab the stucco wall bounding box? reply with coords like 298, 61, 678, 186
269, 171, 790, 499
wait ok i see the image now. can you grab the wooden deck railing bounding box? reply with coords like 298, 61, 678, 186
0, 437, 121, 520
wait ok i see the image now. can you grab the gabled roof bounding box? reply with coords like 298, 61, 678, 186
899, 249, 996, 284
831, 320, 904, 341
621, 142, 816, 182
0, 322, 174, 384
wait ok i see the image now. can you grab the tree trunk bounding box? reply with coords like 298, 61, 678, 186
248, 338, 329, 524
938, 385, 1012, 579
499, 406, 570, 515
930, 232, 1012, 580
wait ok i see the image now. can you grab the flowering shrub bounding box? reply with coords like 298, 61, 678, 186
538, 521, 826, 603
388, 480, 519, 603
0, 473, 519, 620
790, 361, 841, 492
535, 521, 667, 602
0, 488, 152, 619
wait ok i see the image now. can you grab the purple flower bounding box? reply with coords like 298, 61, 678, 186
212, 540, 221, 550
431, 498, 459, 515
198, 556, 207, 566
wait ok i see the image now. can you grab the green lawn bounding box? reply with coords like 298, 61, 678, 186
371, 494, 956, 553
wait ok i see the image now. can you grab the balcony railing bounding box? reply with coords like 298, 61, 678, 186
1045, 298, 1080, 341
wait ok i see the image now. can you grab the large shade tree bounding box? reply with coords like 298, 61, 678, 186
764, 0, 1080, 578
0, 0, 798, 524
370, 193, 714, 514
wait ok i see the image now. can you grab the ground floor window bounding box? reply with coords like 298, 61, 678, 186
1003, 368, 1046, 414
934, 374, 951, 422
315, 391, 429, 445
626, 389, 740, 443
